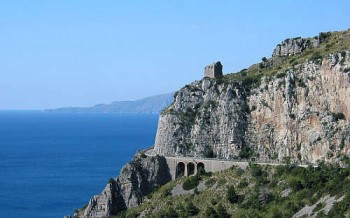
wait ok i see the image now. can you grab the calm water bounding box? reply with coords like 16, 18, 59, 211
0, 111, 159, 218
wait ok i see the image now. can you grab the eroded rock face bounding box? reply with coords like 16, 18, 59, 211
272, 37, 319, 57
77, 154, 171, 218
155, 51, 350, 164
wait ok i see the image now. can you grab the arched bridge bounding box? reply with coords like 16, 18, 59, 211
144, 148, 248, 180
163, 156, 249, 180
144, 148, 311, 180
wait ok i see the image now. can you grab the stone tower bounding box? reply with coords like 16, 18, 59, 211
204, 61, 223, 78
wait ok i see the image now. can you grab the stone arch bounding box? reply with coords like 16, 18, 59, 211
176, 162, 185, 178
197, 162, 205, 174
187, 162, 195, 176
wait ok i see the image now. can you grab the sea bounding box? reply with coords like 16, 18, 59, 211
0, 111, 159, 218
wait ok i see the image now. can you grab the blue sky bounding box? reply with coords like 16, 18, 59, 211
1, 0, 349, 109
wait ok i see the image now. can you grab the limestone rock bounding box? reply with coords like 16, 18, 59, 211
77, 154, 171, 218
155, 51, 350, 164
272, 37, 319, 57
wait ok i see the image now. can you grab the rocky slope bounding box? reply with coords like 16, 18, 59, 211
75, 153, 171, 218
115, 162, 350, 218
155, 29, 350, 164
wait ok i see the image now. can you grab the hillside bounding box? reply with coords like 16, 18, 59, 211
155, 29, 350, 165
46, 93, 174, 114
114, 160, 350, 218
73, 28, 350, 218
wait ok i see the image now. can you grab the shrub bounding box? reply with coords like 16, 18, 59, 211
239, 146, 254, 159
184, 201, 199, 216
204, 148, 216, 158
276, 72, 287, 79
341, 51, 346, 57
216, 204, 230, 218
238, 179, 249, 188
310, 52, 323, 62
297, 77, 307, 88
227, 186, 239, 204
156, 207, 178, 218
331, 112, 346, 121
262, 57, 268, 62
108, 178, 116, 184
182, 175, 200, 190
319, 32, 331, 42
242, 74, 262, 88
289, 179, 304, 191
204, 206, 218, 217
312, 202, 325, 212
160, 186, 172, 198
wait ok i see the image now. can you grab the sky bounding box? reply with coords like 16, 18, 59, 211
0, 0, 350, 110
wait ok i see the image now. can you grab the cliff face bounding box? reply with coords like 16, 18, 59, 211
155, 30, 350, 164
77, 154, 171, 218
75, 29, 350, 218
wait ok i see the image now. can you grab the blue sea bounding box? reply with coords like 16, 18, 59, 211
0, 111, 159, 218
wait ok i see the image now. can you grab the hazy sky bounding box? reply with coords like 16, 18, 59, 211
1, 0, 349, 110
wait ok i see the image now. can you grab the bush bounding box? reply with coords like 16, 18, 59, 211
204, 206, 218, 218
227, 186, 239, 204
216, 204, 230, 218
242, 74, 262, 88
341, 51, 346, 57
184, 201, 199, 216
182, 175, 200, 190
204, 148, 216, 158
108, 178, 116, 184
160, 186, 172, 198
319, 32, 331, 42
276, 72, 287, 79
155, 207, 178, 218
332, 112, 346, 121
310, 52, 323, 62
239, 146, 254, 159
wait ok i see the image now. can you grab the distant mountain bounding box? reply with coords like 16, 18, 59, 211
45, 93, 174, 114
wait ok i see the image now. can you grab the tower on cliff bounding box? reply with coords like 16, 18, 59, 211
204, 61, 223, 78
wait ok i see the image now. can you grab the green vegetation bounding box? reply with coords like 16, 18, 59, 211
114, 159, 350, 218
227, 186, 239, 204
209, 29, 350, 93
331, 112, 346, 121
182, 175, 200, 191
108, 178, 116, 184
204, 148, 216, 158
238, 146, 254, 159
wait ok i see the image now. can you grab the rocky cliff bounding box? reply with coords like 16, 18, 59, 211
74, 29, 350, 218
155, 29, 350, 165
75, 153, 171, 218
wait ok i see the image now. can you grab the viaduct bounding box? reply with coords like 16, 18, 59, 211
144, 148, 249, 180
144, 148, 310, 180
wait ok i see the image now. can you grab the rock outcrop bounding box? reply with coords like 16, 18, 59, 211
75, 29, 350, 217
76, 153, 171, 218
155, 30, 350, 164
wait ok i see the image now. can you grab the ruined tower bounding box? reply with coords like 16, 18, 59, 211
204, 61, 223, 78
